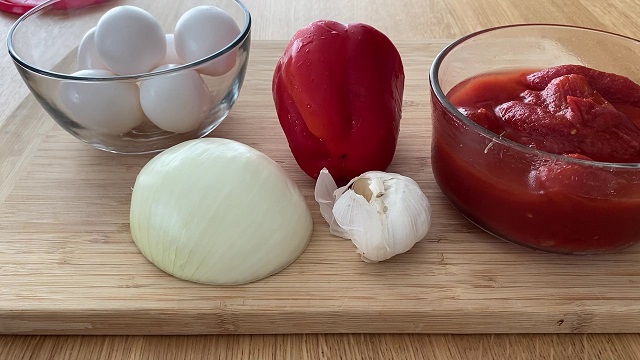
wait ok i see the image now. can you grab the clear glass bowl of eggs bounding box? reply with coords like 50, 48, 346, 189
7, 0, 251, 153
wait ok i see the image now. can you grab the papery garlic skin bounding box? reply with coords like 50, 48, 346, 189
315, 169, 350, 238
315, 168, 431, 262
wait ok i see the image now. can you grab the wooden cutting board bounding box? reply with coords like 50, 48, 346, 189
1, 41, 639, 335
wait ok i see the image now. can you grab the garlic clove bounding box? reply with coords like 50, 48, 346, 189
314, 168, 350, 238
373, 176, 432, 259
332, 188, 386, 262
332, 185, 381, 233
314, 168, 338, 224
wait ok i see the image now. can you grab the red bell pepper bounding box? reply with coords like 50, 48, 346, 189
272, 20, 405, 185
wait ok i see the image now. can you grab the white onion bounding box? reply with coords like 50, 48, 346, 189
130, 138, 313, 285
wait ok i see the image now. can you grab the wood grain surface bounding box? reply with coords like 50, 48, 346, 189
3, 334, 640, 360
1, 0, 639, 358
3, 40, 640, 335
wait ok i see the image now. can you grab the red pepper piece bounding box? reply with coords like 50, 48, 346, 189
272, 20, 405, 185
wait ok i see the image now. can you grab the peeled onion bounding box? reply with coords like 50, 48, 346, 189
129, 138, 313, 285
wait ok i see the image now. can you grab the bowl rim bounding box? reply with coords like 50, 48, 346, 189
429, 23, 640, 169
6, 0, 252, 81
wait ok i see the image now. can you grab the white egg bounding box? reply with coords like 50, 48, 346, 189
94, 6, 166, 75
77, 27, 109, 71
139, 64, 212, 133
174, 6, 241, 77
58, 69, 145, 135
163, 34, 183, 65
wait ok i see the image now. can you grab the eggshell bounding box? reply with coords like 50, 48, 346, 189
77, 27, 109, 71
58, 69, 145, 135
94, 6, 166, 75
174, 6, 241, 77
163, 34, 183, 65
139, 64, 212, 133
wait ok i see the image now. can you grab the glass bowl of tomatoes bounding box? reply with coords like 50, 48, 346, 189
430, 24, 640, 254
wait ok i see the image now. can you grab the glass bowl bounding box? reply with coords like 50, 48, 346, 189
429, 24, 640, 254
7, 0, 251, 154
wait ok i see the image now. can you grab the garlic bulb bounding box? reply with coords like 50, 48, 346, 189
315, 168, 431, 262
